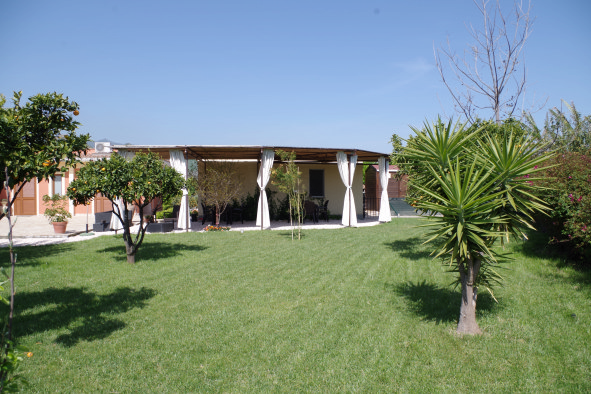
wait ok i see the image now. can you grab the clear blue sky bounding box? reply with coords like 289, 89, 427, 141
2, 0, 589, 154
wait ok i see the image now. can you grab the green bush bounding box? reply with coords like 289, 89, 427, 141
155, 207, 174, 219
537, 151, 591, 260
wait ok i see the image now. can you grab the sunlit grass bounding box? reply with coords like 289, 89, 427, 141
2, 219, 589, 392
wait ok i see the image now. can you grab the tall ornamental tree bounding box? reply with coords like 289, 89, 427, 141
395, 118, 551, 334
68, 152, 184, 263
0, 91, 89, 220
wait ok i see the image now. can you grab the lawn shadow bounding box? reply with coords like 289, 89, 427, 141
98, 241, 208, 262
276, 231, 307, 239
384, 237, 432, 260
519, 231, 591, 288
387, 280, 497, 324
0, 242, 78, 267
15, 286, 156, 347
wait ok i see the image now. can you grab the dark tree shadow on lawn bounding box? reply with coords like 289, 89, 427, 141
384, 237, 432, 260
14, 286, 156, 347
0, 242, 77, 267
98, 241, 208, 262
387, 280, 498, 324
518, 231, 591, 288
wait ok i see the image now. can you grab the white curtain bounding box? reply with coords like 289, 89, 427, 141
170, 150, 188, 230
378, 157, 392, 222
256, 149, 275, 229
337, 151, 358, 227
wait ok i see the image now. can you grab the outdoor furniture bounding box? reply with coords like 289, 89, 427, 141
172, 204, 180, 227
318, 200, 329, 222
201, 203, 216, 225
146, 221, 174, 233
226, 203, 244, 225
93, 211, 112, 232
303, 200, 319, 223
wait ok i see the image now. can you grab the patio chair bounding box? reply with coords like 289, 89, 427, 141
318, 200, 329, 222
172, 204, 180, 227
303, 200, 319, 223
226, 202, 244, 225
201, 203, 216, 225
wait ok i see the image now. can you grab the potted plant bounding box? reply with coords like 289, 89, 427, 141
144, 214, 155, 224
190, 208, 199, 222
43, 194, 72, 234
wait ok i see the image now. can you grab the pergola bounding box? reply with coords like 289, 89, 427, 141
111, 145, 393, 229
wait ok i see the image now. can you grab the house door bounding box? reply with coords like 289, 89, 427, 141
13, 181, 36, 215
94, 193, 113, 213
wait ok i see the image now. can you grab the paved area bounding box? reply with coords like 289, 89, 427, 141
0, 214, 394, 247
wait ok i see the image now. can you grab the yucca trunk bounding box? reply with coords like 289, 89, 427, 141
457, 258, 482, 335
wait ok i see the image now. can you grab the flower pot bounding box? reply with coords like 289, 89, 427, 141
52, 221, 68, 234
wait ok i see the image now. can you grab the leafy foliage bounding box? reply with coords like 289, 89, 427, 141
0, 91, 89, 220
526, 100, 591, 154
41, 195, 72, 223
67, 152, 184, 263
393, 117, 551, 333
535, 152, 591, 260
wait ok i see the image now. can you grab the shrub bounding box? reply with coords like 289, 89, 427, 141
536, 151, 591, 260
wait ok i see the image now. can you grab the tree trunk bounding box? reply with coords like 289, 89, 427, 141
457, 258, 482, 335
125, 242, 136, 264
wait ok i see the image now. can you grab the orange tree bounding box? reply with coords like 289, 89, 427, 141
0, 91, 89, 220
0, 91, 88, 392
395, 118, 551, 335
68, 152, 184, 263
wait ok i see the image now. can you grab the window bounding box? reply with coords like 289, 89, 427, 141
309, 169, 324, 198
53, 174, 63, 196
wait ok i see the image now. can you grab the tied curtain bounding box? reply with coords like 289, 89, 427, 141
256, 149, 275, 229
378, 157, 392, 222
110, 150, 135, 231
169, 150, 188, 230
336, 151, 358, 227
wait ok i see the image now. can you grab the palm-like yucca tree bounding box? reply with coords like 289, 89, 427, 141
400, 118, 552, 334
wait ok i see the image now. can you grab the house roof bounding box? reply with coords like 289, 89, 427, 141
110, 145, 389, 163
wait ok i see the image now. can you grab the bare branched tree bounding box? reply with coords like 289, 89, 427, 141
435, 0, 534, 124
193, 161, 242, 225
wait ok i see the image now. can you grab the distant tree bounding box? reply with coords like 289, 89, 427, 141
435, 0, 535, 124
0, 91, 89, 221
395, 117, 551, 334
191, 161, 242, 226
525, 100, 591, 153
271, 150, 304, 240
68, 152, 184, 263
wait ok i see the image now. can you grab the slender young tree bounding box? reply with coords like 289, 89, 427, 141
192, 161, 242, 226
68, 152, 184, 263
272, 150, 304, 240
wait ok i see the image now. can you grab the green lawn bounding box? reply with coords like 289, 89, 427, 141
2, 219, 590, 392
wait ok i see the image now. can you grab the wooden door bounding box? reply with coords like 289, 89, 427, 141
94, 193, 113, 213
13, 181, 36, 215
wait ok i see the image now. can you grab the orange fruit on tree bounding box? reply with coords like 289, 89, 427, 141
73, 110, 79, 116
